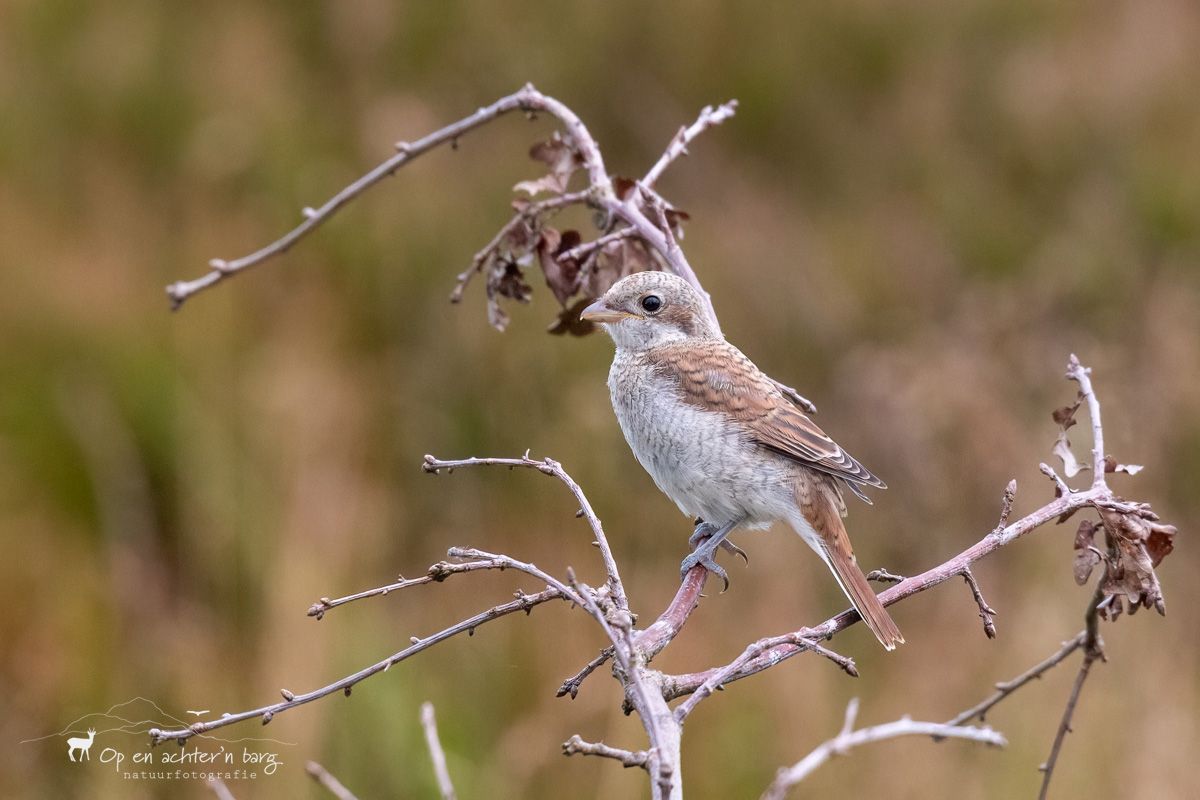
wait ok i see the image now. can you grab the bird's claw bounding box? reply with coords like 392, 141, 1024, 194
720, 539, 749, 564
680, 548, 730, 592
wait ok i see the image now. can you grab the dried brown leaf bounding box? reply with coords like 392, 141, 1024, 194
495, 261, 532, 302
537, 228, 582, 306
613, 175, 637, 200
515, 132, 582, 197
1144, 520, 1177, 567
1052, 400, 1081, 430
1072, 520, 1101, 586
664, 206, 690, 239
586, 238, 657, 298
1052, 431, 1087, 478
1096, 506, 1175, 616
1103, 456, 1144, 475
547, 297, 598, 337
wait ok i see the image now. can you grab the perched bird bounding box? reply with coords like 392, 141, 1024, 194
582, 271, 903, 650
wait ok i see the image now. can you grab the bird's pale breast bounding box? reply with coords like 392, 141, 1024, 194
608, 349, 799, 528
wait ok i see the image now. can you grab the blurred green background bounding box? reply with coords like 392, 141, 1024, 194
2, 1, 1197, 798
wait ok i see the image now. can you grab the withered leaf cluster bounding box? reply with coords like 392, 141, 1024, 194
478, 132, 686, 334
1073, 506, 1176, 618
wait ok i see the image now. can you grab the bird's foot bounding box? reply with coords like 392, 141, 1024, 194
689, 520, 718, 547
680, 544, 729, 592
690, 520, 748, 564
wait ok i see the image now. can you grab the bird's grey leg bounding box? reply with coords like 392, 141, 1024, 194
690, 519, 749, 564
681, 518, 743, 591
689, 519, 717, 547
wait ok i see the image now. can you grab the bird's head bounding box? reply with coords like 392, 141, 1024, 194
581, 271, 720, 351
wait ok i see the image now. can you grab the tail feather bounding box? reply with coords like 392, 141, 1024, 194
796, 477, 905, 651
822, 539, 905, 651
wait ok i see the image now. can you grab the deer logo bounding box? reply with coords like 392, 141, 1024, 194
67, 729, 96, 762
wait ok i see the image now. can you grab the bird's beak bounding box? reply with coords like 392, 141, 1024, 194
580, 298, 631, 323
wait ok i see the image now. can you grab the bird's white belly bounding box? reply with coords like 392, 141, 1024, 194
609, 359, 797, 528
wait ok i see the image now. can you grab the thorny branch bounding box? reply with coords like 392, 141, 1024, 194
163, 88, 1175, 798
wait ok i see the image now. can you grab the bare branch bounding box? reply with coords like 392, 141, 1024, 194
307, 557, 517, 620
632, 564, 707, 661
994, 479, 1018, 532
557, 646, 614, 699
168, 85, 561, 309
1039, 462, 1073, 496
1066, 354, 1107, 490
866, 568, 905, 584
423, 453, 628, 611
642, 101, 738, 190
306, 761, 360, 800
960, 566, 997, 639
672, 634, 857, 722
944, 632, 1086, 728
420, 703, 457, 800
762, 698, 1006, 799
1037, 580, 1107, 799
563, 734, 649, 769
148, 585, 563, 745
557, 227, 638, 265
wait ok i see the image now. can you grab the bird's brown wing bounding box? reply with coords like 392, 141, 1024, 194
646, 340, 885, 491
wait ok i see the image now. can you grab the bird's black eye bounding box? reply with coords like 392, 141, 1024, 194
640, 294, 663, 313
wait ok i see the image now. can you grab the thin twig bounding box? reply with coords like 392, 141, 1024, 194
168, 85, 559, 309
306, 761, 360, 800
1037, 655, 1099, 799
451, 190, 590, 302
673, 634, 857, 723
1037, 581, 1107, 799
642, 101, 739, 190
424, 453, 628, 611
1065, 354, 1107, 491
960, 566, 998, 639
866, 568, 905, 584
557, 227, 638, 265
994, 479, 1018, 533
307, 558, 515, 619
944, 632, 1087, 728
421, 703, 457, 800
148, 585, 563, 745
761, 698, 1006, 799
1039, 462, 1073, 496
563, 734, 649, 769
557, 646, 615, 699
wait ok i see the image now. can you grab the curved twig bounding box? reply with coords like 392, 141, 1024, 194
761, 698, 1006, 799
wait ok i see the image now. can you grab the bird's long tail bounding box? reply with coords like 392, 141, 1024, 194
796, 480, 905, 651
